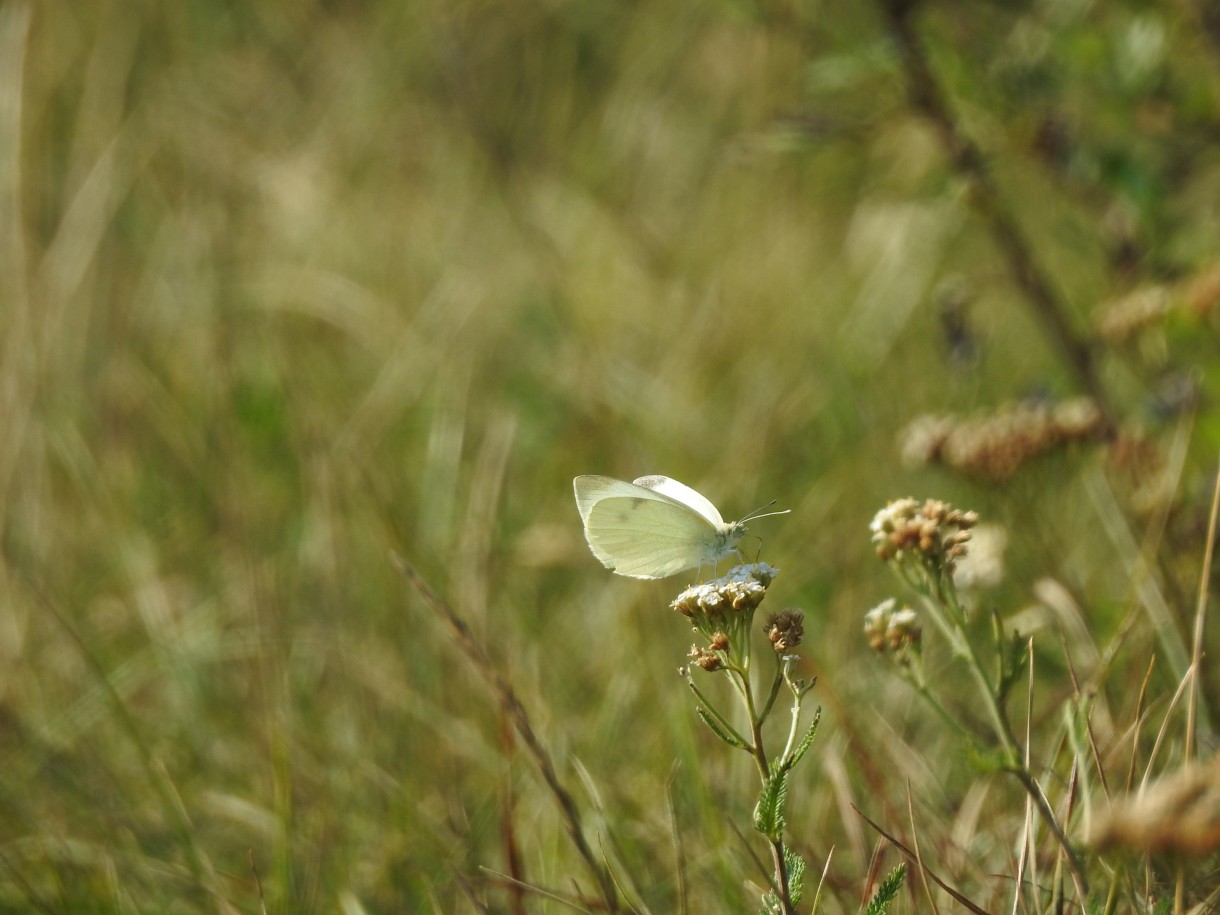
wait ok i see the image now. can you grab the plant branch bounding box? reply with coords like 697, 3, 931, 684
880, 0, 1115, 431
394, 555, 620, 913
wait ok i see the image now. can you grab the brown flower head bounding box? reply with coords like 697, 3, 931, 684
898, 398, 1106, 481
764, 610, 805, 653
871, 498, 977, 577
688, 645, 723, 672
864, 598, 920, 654
1090, 756, 1220, 856
863, 599, 895, 652
885, 607, 921, 651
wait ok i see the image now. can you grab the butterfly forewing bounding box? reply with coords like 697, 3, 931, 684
631, 476, 725, 526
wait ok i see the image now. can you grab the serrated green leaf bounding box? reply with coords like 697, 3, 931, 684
786, 707, 821, 771
757, 847, 804, 913
784, 846, 806, 906
697, 706, 748, 749
865, 863, 906, 915
754, 768, 788, 840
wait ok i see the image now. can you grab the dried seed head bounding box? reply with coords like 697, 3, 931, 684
871, 498, 977, 576
1094, 284, 1172, 344
885, 607, 921, 650
897, 398, 1106, 481
764, 610, 805, 653
1092, 263, 1220, 346
1090, 756, 1220, 856
688, 645, 723, 672
864, 598, 897, 653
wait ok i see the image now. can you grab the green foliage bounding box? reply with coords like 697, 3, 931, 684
753, 768, 789, 843
786, 708, 821, 771
697, 705, 750, 750
995, 617, 1030, 707
759, 847, 806, 915
785, 847, 806, 907
963, 742, 1017, 776
3, 0, 1220, 910
864, 864, 906, 915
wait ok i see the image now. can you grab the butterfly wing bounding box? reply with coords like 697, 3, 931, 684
631, 475, 725, 526
573, 475, 641, 526
573, 475, 732, 579
583, 496, 723, 579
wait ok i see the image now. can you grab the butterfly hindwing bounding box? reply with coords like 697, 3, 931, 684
583, 494, 725, 578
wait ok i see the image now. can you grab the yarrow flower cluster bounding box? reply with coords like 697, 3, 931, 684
672, 563, 780, 667
863, 598, 921, 654
871, 498, 977, 579
663, 556, 815, 914
670, 563, 778, 620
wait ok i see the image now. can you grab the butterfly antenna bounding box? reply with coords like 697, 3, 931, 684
741, 499, 791, 523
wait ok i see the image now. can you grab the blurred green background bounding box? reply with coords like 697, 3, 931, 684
3, 0, 1219, 911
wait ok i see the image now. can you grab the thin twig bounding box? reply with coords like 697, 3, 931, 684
498, 715, 527, 915
852, 805, 991, 915
904, 784, 941, 915
394, 555, 620, 913
248, 851, 268, 915
665, 766, 689, 915
1016, 640, 1036, 913
475, 869, 585, 913
41, 594, 235, 915
880, 0, 1115, 429
1184, 456, 1220, 763
1127, 656, 1156, 795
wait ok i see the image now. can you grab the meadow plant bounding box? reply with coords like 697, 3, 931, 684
869, 498, 1088, 899
671, 563, 816, 915
671, 564, 908, 915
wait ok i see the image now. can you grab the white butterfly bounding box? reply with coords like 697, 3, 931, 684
572, 475, 788, 579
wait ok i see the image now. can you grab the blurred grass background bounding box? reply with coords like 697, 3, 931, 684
2, 0, 1220, 911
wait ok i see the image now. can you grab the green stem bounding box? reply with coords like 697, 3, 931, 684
1007, 763, 1088, 896
686, 674, 751, 750
748, 698, 796, 914
760, 663, 785, 723
745, 676, 769, 780
732, 647, 796, 915
768, 838, 795, 915
909, 569, 1090, 895
879, 0, 1115, 430
779, 687, 806, 767
909, 678, 978, 747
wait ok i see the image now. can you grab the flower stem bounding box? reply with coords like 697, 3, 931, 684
909, 569, 1089, 894
746, 685, 796, 914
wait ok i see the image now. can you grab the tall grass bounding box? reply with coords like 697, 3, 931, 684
1, 0, 1218, 911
